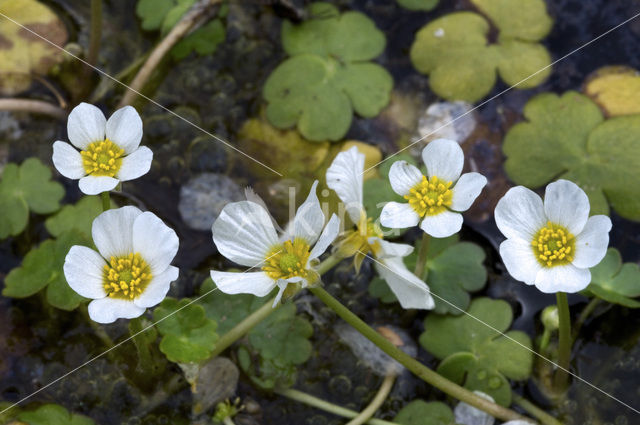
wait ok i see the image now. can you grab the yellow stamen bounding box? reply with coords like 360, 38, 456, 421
102, 253, 152, 300
262, 238, 312, 280
404, 175, 453, 217
80, 139, 125, 177
531, 222, 576, 268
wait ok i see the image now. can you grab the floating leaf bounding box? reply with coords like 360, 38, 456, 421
154, 297, 219, 364
3, 229, 89, 310
503, 91, 640, 220
410, 4, 552, 102
171, 19, 226, 60
394, 400, 454, 425
18, 403, 95, 425
583, 66, 640, 117
400, 235, 487, 314
585, 248, 640, 308
237, 345, 298, 391
420, 298, 533, 405
0, 0, 68, 95
45, 196, 104, 238
0, 158, 65, 238
136, 0, 197, 33
264, 2, 392, 141
397, 0, 439, 12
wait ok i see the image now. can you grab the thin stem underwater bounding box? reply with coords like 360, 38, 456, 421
554, 292, 572, 391
413, 233, 430, 280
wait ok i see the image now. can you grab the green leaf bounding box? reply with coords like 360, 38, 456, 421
154, 297, 219, 364
237, 346, 298, 391
136, 0, 174, 30
3, 229, 89, 310
409, 8, 551, 102
470, 0, 553, 41
362, 177, 404, 223
394, 400, 454, 425
171, 19, 226, 60
264, 3, 391, 141
420, 298, 533, 405
45, 196, 104, 238
397, 0, 439, 12
368, 276, 398, 303
503, 91, 640, 220
585, 248, 640, 308
0, 158, 64, 238
18, 404, 95, 425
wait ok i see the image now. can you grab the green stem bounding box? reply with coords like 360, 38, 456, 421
554, 292, 571, 392
309, 287, 537, 424
513, 394, 564, 425
413, 233, 430, 280
573, 298, 600, 342
347, 373, 396, 425
101, 192, 111, 211
87, 0, 103, 67
276, 388, 399, 425
539, 328, 552, 357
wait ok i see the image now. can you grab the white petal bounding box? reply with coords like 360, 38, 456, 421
105, 105, 143, 154
291, 181, 325, 245
132, 212, 179, 275
388, 161, 423, 196
326, 146, 364, 223
544, 179, 590, 234
375, 257, 435, 310
79, 175, 119, 195
134, 265, 178, 308
92, 206, 142, 259
450, 172, 487, 212
63, 246, 107, 299
572, 215, 612, 268
272, 281, 288, 307
499, 238, 541, 286
52, 141, 85, 179
420, 211, 463, 238
309, 214, 340, 260
368, 237, 413, 259
67, 103, 106, 149
422, 138, 464, 183
380, 202, 420, 229
494, 186, 546, 241
534, 264, 592, 293
88, 297, 145, 324
116, 146, 153, 181
212, 201, 279, 267
209, 270, 276, 297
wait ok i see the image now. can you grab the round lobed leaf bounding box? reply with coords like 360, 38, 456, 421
394, 400, 454, 425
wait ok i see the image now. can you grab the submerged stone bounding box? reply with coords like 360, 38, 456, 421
178, 173, 243, 231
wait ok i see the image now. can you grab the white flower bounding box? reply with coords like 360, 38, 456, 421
52, 103, 152, 195
326, 146, 434, 310
495, 180, 612, 293
63, 206, 179, 323
210, 181, 340, 306
380, 138, 487, 238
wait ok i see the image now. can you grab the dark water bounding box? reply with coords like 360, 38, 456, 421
1, 0, 640, 424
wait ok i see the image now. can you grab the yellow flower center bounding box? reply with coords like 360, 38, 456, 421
80, 139, 125, 177
531, 222, 575, 268
404, 175, 453, 217
102, 253, 152, 299
262, 238, 311, 280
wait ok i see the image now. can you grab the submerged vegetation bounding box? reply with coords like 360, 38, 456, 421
1, 1, 640, 425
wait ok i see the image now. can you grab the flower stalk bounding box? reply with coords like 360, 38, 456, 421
553, 292, 572, 391
413, 233, 430, 280
101, 191, 110, 211
308, 286, 536, 424
346, 372, 396, 425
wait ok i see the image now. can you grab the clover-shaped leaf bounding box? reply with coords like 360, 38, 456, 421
410, 3, 552, 102
45, 196, 104, 239
420, 298, 533, 405
0, 0, 68, 95
397, 0, 440, 12
171, 19, 225, 60
3, 229, 89, 310
585, 248, 640, 308
398, 235, 487, 314
0, 158, 65, 238
263, 2, 392, 141
237, 346, 298, 391
136, 0, 196, 33
584, 66, 640, 117
394, 400, 454, 425
154, 298, 219, 364
18, 404, 95, 425
503, 91, 640, 220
